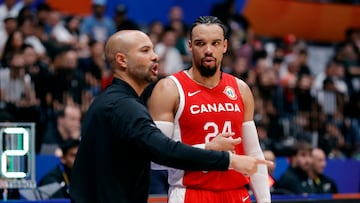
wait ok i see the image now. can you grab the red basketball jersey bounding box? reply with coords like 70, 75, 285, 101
168, 71, 249, 191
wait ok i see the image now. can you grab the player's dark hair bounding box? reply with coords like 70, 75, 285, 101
189, 16, 227, 40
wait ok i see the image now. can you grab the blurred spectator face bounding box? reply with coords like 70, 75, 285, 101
62, 50, 78, 69
170, 20, 184, 36
162, 29, 177, 47
10, 52, 25, 68
168, 6, 183, 22
293, 148, 312, 172
4, 0, 16, 7
259, 68, 277, 87
339, 43, 358, 61
20, 18, 34, 36
312, 148, 326, 175
255, 58, 268, 73
66, 16, 81, 32
323, 78, 336, 92
93, 5, 106, 18
232, 56, 248, 75
263, 150, 276, 175
61, 145, 78, 169
36, 5, 51, 24
11, 31, 25, 49
297, 50, 308, 65
148, 21, 164, 45
287, 59, 299, 74
298, 75, 312, 90
274, 47, 285, 60
23, 46, 38, 66
325, 62, 337, 77
47, 10, 61, 27
4, 17, 17, 34
90, 41, 104, 57
9, 52, 26, 77
334, 63, 345, 78
257, 125, 267, 141
60, 106, 82, 140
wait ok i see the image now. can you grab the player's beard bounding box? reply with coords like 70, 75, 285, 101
199, 64, 217, 77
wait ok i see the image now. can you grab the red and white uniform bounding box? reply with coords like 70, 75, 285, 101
168, 71, 250, 203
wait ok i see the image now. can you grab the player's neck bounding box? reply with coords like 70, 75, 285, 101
187, 67, 222, 89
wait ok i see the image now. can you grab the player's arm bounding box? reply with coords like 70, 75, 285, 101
237, 78, 271, 203
148, 77, 178, 138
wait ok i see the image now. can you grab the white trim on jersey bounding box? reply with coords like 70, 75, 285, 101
168, 75, 186, 187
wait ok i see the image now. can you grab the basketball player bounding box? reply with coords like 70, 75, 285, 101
148, 16, 271, 203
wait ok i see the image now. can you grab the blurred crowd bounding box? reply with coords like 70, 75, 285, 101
0, 0, 359, 162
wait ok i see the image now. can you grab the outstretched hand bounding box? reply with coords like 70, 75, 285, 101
229, 154, 274, 176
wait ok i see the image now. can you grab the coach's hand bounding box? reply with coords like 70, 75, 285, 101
205, 133, 241, 152
228, 153, 274, 176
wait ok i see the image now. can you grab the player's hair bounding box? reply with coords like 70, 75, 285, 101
189, 16, 227, 40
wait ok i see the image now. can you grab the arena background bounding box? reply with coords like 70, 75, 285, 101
0, 0, 359, 202
1, 0, 359, 42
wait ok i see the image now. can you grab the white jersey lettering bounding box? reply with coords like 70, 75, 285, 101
190, 103, 241, 114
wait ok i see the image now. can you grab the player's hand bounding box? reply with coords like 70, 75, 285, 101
205, 133, 241, 152
229, 154, 274, 176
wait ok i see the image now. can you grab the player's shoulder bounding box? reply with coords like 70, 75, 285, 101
227, 74, 250, 94
153, 76, 178, 94
156, 76, 177, 87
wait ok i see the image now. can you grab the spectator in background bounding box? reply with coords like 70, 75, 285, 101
113, 4, 139, 31
0, 50, 38, 107
154, 27, 184, 77
23, 44, 50, 152
0, 0, 18, 30
12, 0, 35, 16
297, 49, 312, 77
38, 139, 80, 199
147, 20, 164, 46
263, 150, 277, 192
1, 29, 26, 67
319, 121, 347, 159
309, 148, 338, 194
19, 16, 47, 59
337, 29, 360, 95
210, 0, 249, 52
275, 141, 316, 194
0, 15, 18, 59
78, 39, 106, 97
80, 0, 116, 43
253, 67, 285, 151
34, 2, 51, 26
166, 6, 191, 67
41, 105, 81, 156
0, 49, 43, 154
22, 44, 48, 106
257, 121, 274, 152
312, 59, 348, 98
46, 47, 86, 110
51, 14, 82, 48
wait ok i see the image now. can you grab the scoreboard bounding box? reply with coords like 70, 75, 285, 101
0, 123, 36, 189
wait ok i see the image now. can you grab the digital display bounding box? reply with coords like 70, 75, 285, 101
0, 123, 36, 188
